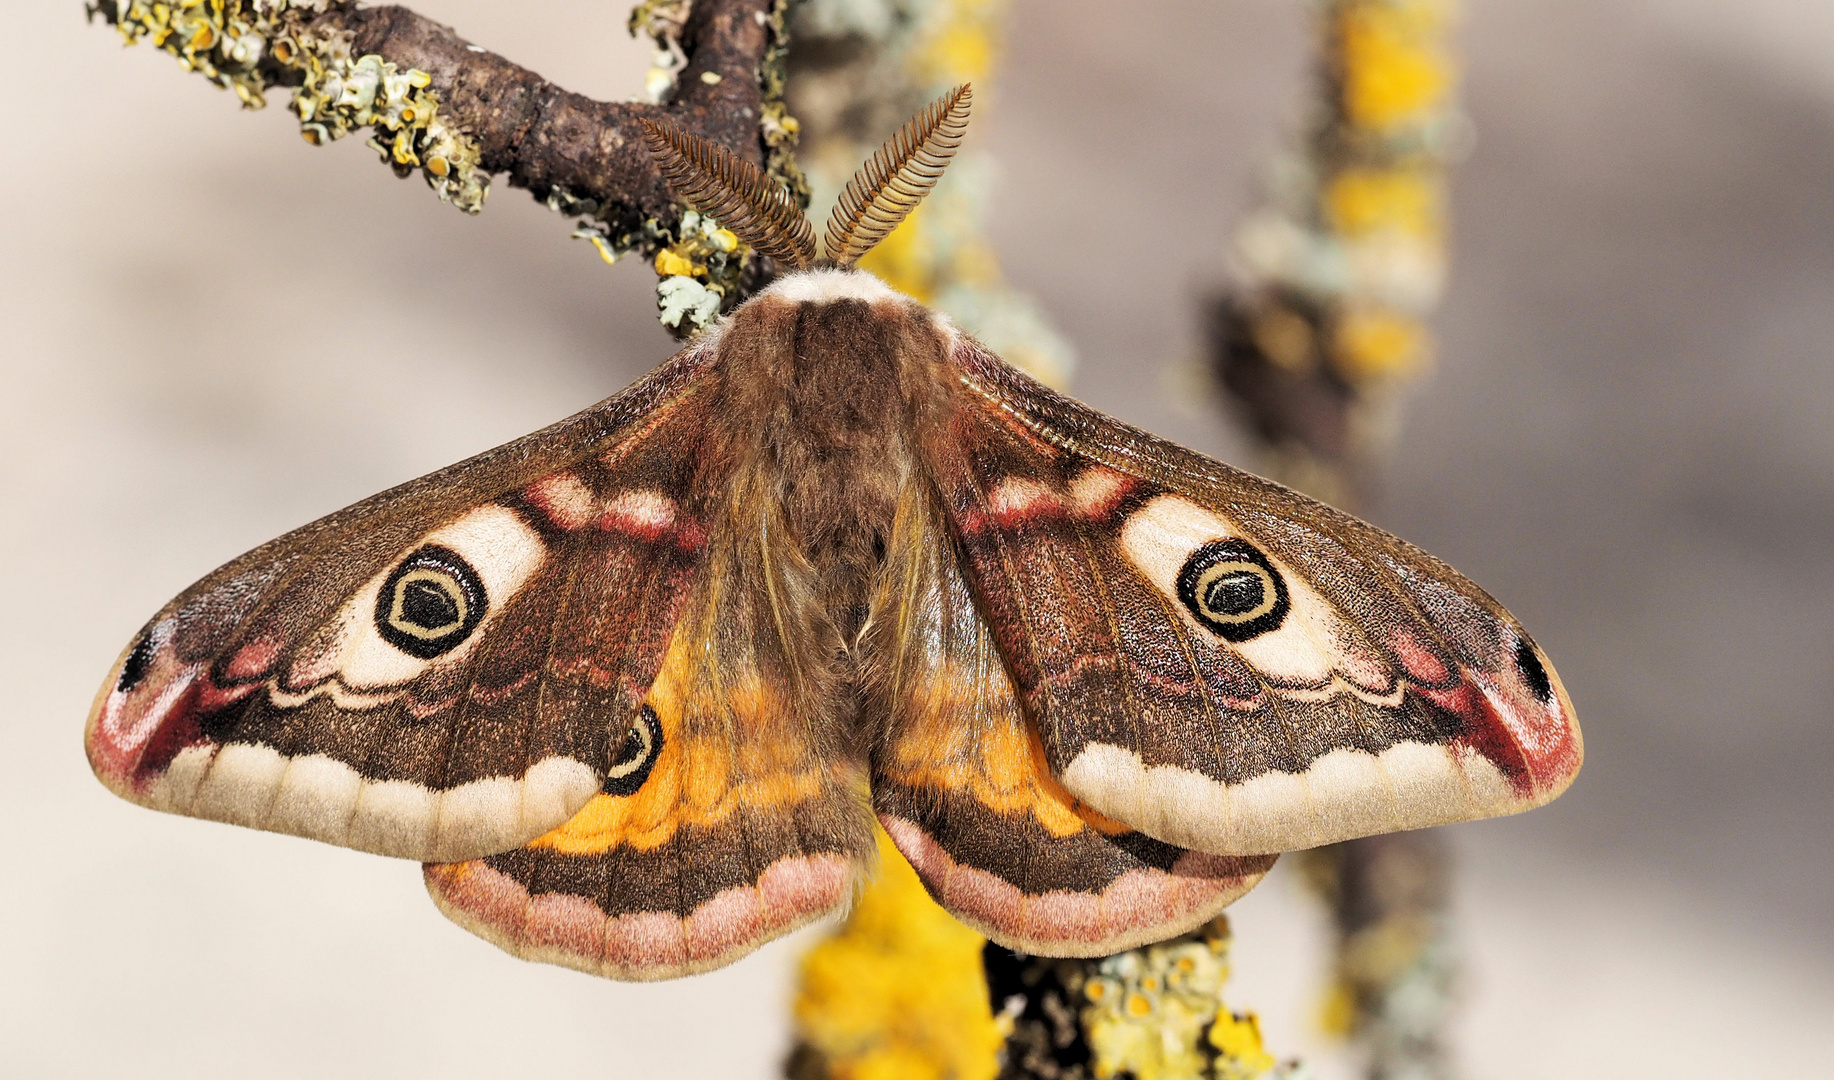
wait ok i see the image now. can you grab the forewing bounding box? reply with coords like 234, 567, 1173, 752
86, 343, 726, 863
864, 485, 1272, 956
920, 337, 1582, 856
425, 467, 876, 980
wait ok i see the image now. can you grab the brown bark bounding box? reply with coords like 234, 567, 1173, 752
1207, 290, 1357, 468
297, 0, 774, 235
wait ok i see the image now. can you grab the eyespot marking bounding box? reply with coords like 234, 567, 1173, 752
602, 705, 664, 796
1515, 636, 1554, 705
374, 545, 487, 659
1175, 539, 1290, 642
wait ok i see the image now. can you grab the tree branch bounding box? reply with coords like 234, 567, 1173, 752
94, 0, 778, 245
312, 0, 773, 236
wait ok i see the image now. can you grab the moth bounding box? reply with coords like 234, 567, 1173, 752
85, 86, 1581, 981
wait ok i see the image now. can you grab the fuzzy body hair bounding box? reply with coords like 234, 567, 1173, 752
705, 269, 954, 744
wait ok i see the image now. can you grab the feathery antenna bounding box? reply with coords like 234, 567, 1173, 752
641, 119, 817, 268
641, 86, 972, 276
824, 85, 973, 267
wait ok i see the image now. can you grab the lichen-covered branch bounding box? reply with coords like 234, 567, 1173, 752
322, 0, 774, 227
90, 0, 788, 321
1208, 0, 1465, 505
985, 919, 1307, 1080
1207, 6, 1469, 1078
1300, 833, 1459, 1080
781, 0, 1076, 386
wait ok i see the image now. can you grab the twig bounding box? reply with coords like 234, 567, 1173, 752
326, 1, 769, 224
93, 0, 777, 244
1208, 5, 1470, 1077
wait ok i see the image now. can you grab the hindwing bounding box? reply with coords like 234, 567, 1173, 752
425, 582, 874, 979
864, 484, 1273, 956
423, 406, 878, 977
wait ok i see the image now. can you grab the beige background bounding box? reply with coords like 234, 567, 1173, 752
3, 1, 1830, 1076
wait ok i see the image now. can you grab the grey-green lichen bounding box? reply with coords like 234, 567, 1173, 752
991, 917, 1310, 1080
290, 47, 486, 213
93, 0, 487, 213
547, 187, 638, 266
544, 193, 748, 336
628, 0, 805, 196
759, 0, 812, 213
618, 1, 809, 335
628, 0, 692, 103
95, 0, 290, 106
652, 211, 746, 331
1077, 921, 1312, 1080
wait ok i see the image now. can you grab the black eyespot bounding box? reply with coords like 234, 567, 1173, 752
602, 705, 663, 796
1515, 635, 1554, 705
1175, 538, 1290, 642
374, 544, 487, 659
117, 632, 156, 693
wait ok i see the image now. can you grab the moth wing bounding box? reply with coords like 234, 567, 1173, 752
425, 464, 877, 979
86, 345, 727, 864
921, 338, 1582, 856
864, 484, 1272, 956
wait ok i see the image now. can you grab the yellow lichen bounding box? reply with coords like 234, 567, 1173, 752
1227, 1, 1461, 397
631, 0, 807, 333
653, 249, 699, 278
908, 0, 1004, 86
1209, 1010, 1279, 1080
857, 200, 940, 302
105, 0, 279, 107
1314, 977, 1359, 1039
1338, 0, 1457, 133
1324, 167, 1441, 241
1078, 918, 1286, 1080
628, 0, 693, 104
651, 211, 749, 331
100, 0, 488, 213
792, 829, 1002, 1080
1332, 306, 1431, 381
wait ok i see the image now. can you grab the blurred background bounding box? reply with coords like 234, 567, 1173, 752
2, 1, 1829, 1076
